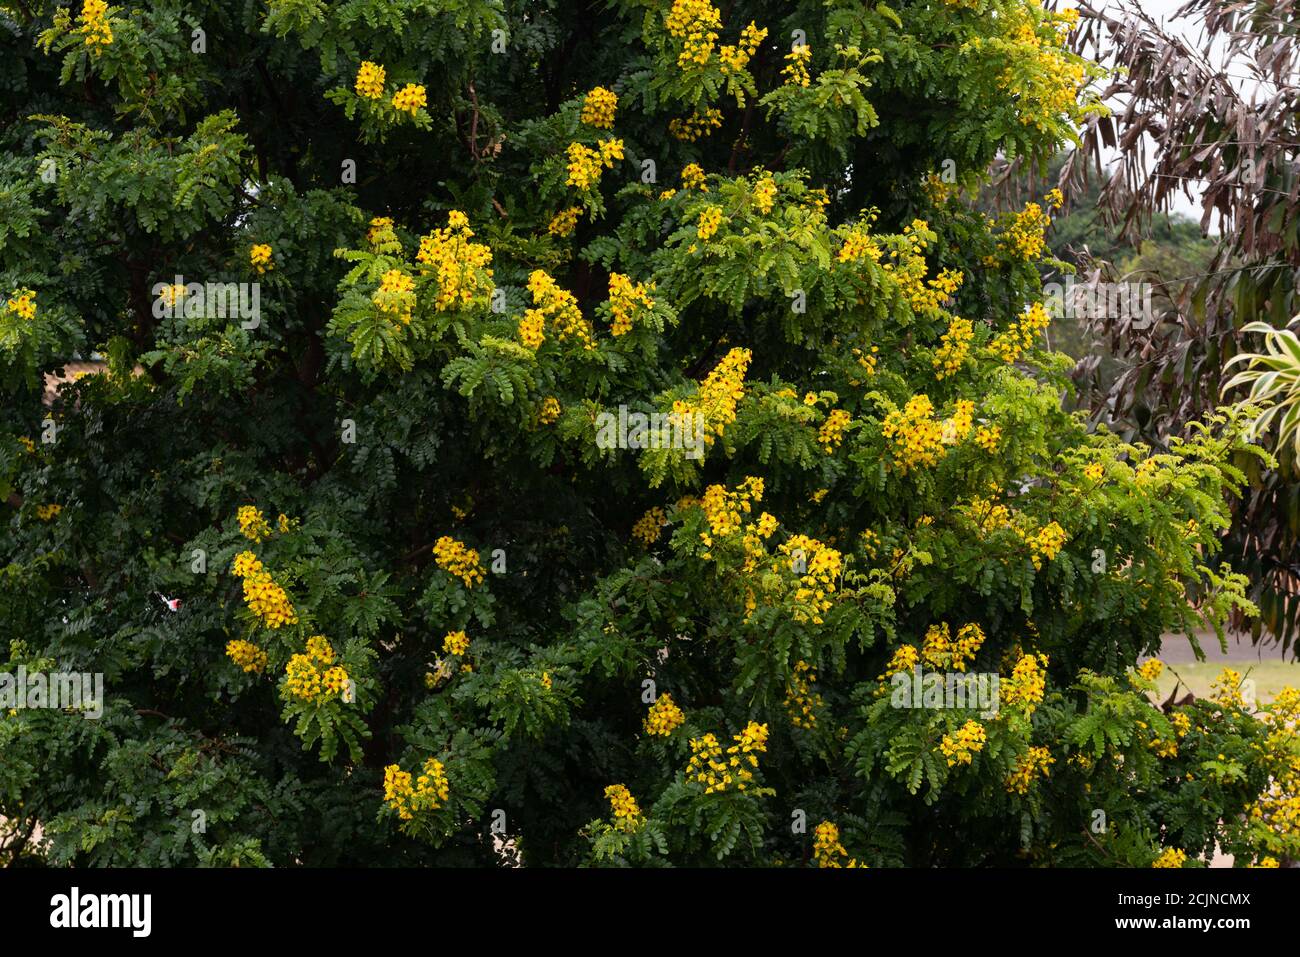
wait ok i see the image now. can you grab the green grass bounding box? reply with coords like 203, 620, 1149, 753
1150, 660, 1300, 706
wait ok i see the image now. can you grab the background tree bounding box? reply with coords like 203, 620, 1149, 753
1, 0, 1296, 867
1068, 0, 1300, 653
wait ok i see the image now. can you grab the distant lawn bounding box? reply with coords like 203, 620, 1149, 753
1148, 660, 1300, 706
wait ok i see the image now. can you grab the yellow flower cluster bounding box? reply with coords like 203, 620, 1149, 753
285, 637, 350, 702
1006, 746, 1054, 794
696, 205, 723, 240
813, 821, 862, 868
881, 644, 920, 679
782, 45, 812, 86
645, 693, 685, 736
366, 216, 396, 248
373, 268, 416, 323
752, 175, 777, 214
686, 721, 768, 794
941, 400, 975, 446
565, 139, 624, 190
1000, 201, 1052, 260
700, 476, 765, 546
882, 395, 946, 473
933, 317, 974, 379
785, 660, 823, 729
383, 758, 450, 820
921, 622, 986, 672
819, 409, 851, 452
939, 719, 987, 767
355, 61, 386, 99
432, 535, 486, 588
990, 15, 1087, 133
35, 503, 62, 521
838, 228, 883, 264
539, 396, 561, 425
780, 534, 843, 625
250, 244, 273, 274
632, 506, 666, 546
415, 210, 494, 312
1018, 520, 1067, 569
991, 301, 1051, 363
238, 505, 271, 542
238, 561, 298, 629
974, 424, 1001, 452
79, 0, 112, 52
231, 550, 263, 578
669, 108, 723, 141
604, 784, 642, 831
676, 346, 751, 447
1151, 847, 1187, 869
580, 87, 618, 128
1136, 658, 1165, 682
607, 273, 655, 336
1002, 653, 1048, 714
547, 206, 582, 237
225, 639, 267, 674
681, 163, 708, 191
720, 21, 766, 75
6, 289, 36, 320
442, 630, 470, 656
521, 269, 595, 349
392, 83, 427, 115
1210, 667, 1247, 708
665, 0, 722, 68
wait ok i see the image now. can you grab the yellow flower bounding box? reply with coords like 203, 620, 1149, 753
669, 108, 723, 142
632, 506, 666, 546
35, 503, 62, 521
443, 630, 470, 656
1084, 461, 1104, 481
433, 535, 486, 587
225, 639, 267, 674
414, 210, 494, 312
644, 693, 685, 735
392, 83, 427, 115
1136, 658, 1164, 682
604, 784, 642, 831
539, 396, 561, 424
1152, 848, 1187, 868
784, 660, 823, 729
782, 45, 812, 86
580, 87, 618, 128
933, 317, 974, 379
522, 269, 594, 348
79, 0, 113, 52
939, 719, 987, 767
607, 272, 655, 336
1005, 746, 1054, 793
819, 409, 851, 453
249, 244, 273, 274
681, 163, 708, 191
974, 424, 1001, 452
5, 289, 37, 320
373, 268, 416, 323
355, 61, 386, 99
238, 505, 271, 542
696, 205, 723, 240
813, 820, 862, 868
547, 206, 582, 237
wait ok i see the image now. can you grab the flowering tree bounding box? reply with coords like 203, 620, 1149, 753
1, 0, 1297, 868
